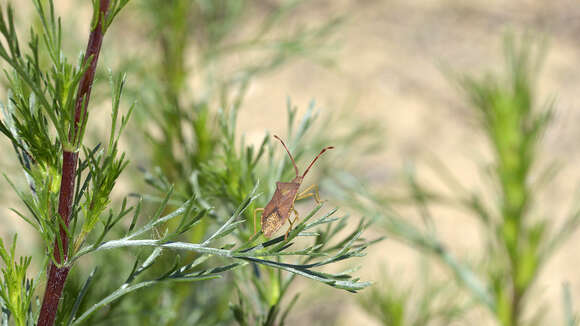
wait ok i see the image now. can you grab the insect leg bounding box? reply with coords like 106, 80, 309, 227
296, 184, 321, 203
285, 206, 300, 240
291, 207, 300, 226
253, 208, 264, 235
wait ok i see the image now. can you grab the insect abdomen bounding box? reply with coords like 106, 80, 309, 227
262, 211, 284, 237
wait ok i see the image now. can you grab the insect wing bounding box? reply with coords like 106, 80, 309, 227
260, 182, 300, 237
275, 182, 300, 219
261, 210, 284, 238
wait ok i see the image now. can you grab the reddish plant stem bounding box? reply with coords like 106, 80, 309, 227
37, 1, 110, 325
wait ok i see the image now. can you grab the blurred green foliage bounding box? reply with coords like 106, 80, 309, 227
333, 36, 580, 326
358, 262, 467, 326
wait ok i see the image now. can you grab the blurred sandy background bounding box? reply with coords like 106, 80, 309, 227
3, 0, 580, 325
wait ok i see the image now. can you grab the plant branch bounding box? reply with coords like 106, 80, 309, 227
37, 1, 111, 325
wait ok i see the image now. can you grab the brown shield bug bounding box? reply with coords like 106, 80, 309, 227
254, 135, 334, 239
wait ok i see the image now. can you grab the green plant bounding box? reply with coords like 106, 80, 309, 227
330, 36, 577, 326
95, 1, 378, 324
358, 262, 467, 326
0, 236, 35, 326
124, 0, 342, 192
563, 283, 579, 326
0, 1, 373, 326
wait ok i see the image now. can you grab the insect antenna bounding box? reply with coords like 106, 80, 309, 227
273, 135, 299, 177
302, 146, 334, 178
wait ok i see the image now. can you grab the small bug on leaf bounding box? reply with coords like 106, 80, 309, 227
254, 135, 334, 239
